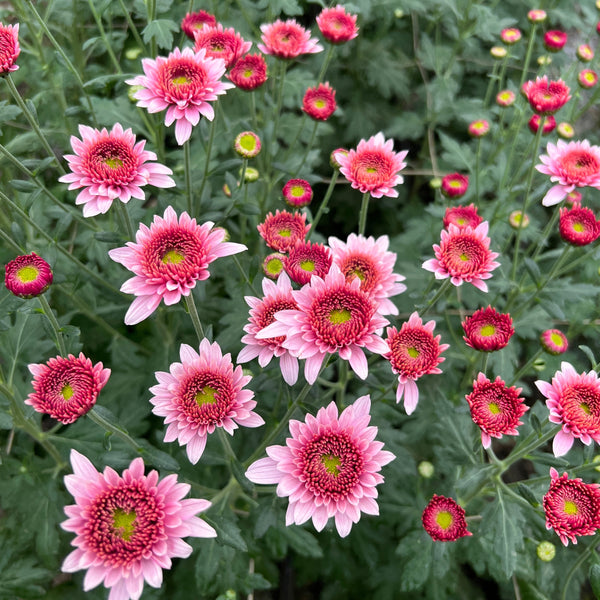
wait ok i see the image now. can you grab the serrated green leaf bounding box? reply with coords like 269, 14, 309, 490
516, 483, 539, 507
254, 504, 278, 538
194, 539, 221, 595
281, 525, 323, 558
94, 231, 124, 243
395, 530, 432, 592
136, 439, 180, 471
142, 19, 179, 50
205, 515, 248, 552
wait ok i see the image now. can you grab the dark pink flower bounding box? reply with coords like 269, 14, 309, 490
180, 11, 217, 40
523, 76, 571, 115
540, 329, 569, 355
283, 240, 332, 286
544, 30, 567, 52
462, 306, 514, 352
559, 205, 600, 246
193, 24, 252, 69
282, 178, 313, 208
258, 19, 323, 59
441, 173, 469, 198
257, 209, 310, 253
443, 204, 483, 230
316, 5, 359, 44
422, 495, 472, 542
302, 82, 337, 121
0, 22, 20, 74
5, 252, 53, 298
528, 114, 556, 135
227, 53, 268, 90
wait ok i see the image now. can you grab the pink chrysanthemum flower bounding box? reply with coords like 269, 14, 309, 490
26, 353, 110, 425
443, 204, 483, 230
468, 119, 489, 137
559, 205, 600, 246
5, 252, 53, 298
578, 69, 598, 89
422, 495, 472, 542
535, 362, 600, 457
227, 53, 268, 90
441, 173, 469, 198
302, 82, 337, 121
257, 209, 311, 253
523, 76, 571, 116
193, 24, 252, 69
496, 89, 516, 107
180, 11, 217, 40
108, 206, 246, 325
540, 329, 569, 355
262, 253, 285, 279
58, 123, 175, 218
544, 30, 568, 52
245, 395, 395, 537
528, 114, 556, 136
258, 19, 323, 59
465, 373, 528, 448
462, 306, 514, 352
383, 311, 448, 415
238, 272, 300, 386
422, 222, 500, 292
0, 22, 19, 74
543, 467, 600, 546
501, 28, 522, 44
61, 449, 216, 600
536, 139, 600, 206
316, 5, 359, 44
150, 339, 263, 464
335, 132, 408, 198
282, 178, 313, 208
283, 240, 332, 286
566, 189, 582, 204
328, 233, 406, 316
257, 265, 389, 384
528, 9, 547, 23
578, 44, 594, 62
127, 47, 234, 145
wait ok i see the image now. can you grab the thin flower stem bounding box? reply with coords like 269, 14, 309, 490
419, 278, 452, 317
336, 360, 349, 409
560, 536, 598, 600
232, 254, 260, 296
317, 44, 335, 84
265, 61, 288, 177
196, 116, 218, 213
501, 423, 562, 471
309, 170, 339, 236
519, 24, 538, 89
475, 137, 482, 202
146, 0, 157, 56
184, 293, 205, 342
38, 295, 67, 357
481, 353, 489, 377
87, 407, 144, 452
87, 0, 121, 73
358, 192, 371, 236
217, 428, 238, 468
116, 200, 136, 241
238, 158, 248, 190
530, 204, 563, 261
292, 119, 319, 177
183, 140, 194, 215
0, 226, 25, 253
508, 348, 543, 387
116, 0, 148, 54
555, 243, 600, 278
482, 61, 499, 108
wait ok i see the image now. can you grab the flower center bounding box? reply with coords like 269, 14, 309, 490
488, 402, 501, 415
321, 453, 341, 476
329, 308, 351, 324
387, 326, 440, 378
562, 384, 600, 427
278, 228, 291, 238
112, 508, 137, 541
562, 150, 600, 178
314, 99, 326, 109
407, 347, 419, 358
61, 384, 74, 401
480, 325, 496, 337
444, 235, 487, 276
172, 75, 191, 85
580, 403, 591, 415
290, 185, 305, 197
550, 333, 565, 347
243, 68, 253, 78
103, 157, 124, 169
563, 500, 579, 515
435, 511, 453, 530
180, 372, 235, 426
195, 385, 218, 406
16, 265, 39, 283
161, 249, 185, 264
239, 135, 256, 151
300, 259, 315, 272
572, 221, 585, 232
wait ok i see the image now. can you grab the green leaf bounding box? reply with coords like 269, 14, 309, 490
395, 530, 432, 592
205, 515, 248, 552
9, 180, 38, 192
516, 483, 539, 508
590, 564, 600, 599
136, 439, 180, 471
280, 525, 323, 558
194, 539, 221, 595
142, 19, 179, 50
94, 231, 124, 243
579, 345, 598, 370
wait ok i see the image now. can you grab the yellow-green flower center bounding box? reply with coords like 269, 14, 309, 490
240, 135, 256, 151
243, 68, 253, 78
314, 99, 326, 109
563, 500, 579, 515
16, 265, 39, 283
61, 384, 74, 401
300, 259, 315, 272
407, 347, 420, 358
172, 75, 190, 85
329, 308, 351, 324
435, 510, 453, 530
572, 221, 585, 232
162, 249, 185, 264
291, 185, 305, 197
103, 157, 124, 169
195, 386, 218, 406
580, 403, 591, 415
550, 333, 565, 347
112, 508, 137, 541
480, 325, 496, 337
266, 258, 283, 275
488, 402, 501, 415
278, 228, 291, 238
459, 253, 469, 262
321, 454, 341, 476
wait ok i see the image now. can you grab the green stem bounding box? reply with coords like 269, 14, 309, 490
146, 0, 157, 56
508, 348, 543, 387
38, 295, 67, 357
502, 423, 562, 470
183, 139, 193, 215
317, 44, 335, 84
196, 116, 218, 213
232, 254, 259, 296
419, 278, 452, 317
560, 535, 598, 600
87, 407, 144, 452
309, 170, 338, 236
481, 353, 489, 377
358, 192, 370, 236
184, 292, 205, 342
519, 24, 538, 89
87, 0, 121, 72
116, 200, 136, 241
0, 226, 25, 253
336, 360, 349, 409
530, 204, 563, 261
292, 119, 319, 177
116, 0, 148, 55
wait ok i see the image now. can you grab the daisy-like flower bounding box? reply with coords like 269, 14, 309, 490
0, 22, 19, 74
536, 139, 600, 206
578, 44, 594, 62
61, 449, 216, 600
150, 339, 263, 464
443, 204, 483, 230
559, 205, 600, 246
258, 19, 323, 59
383, 311, 448, 414
245, 395, 395, 537
262, 253, 285, 279
496, 90, 516, 107
234, 131, 261, 158
5, 252, 53, 298
26, 353, 110, 424
335, 132, 408, 198
441, 173, 469, 198
578, 69, 598, 89
535, 362, 600, 457
544, 30, 568, 52
543, 468, 600, 546
462, 306, 514, 352
316, 5, 359, 44
468, 119, 489, 137
540, 329, 569, 355
558, 122, 575, 139
282, 178, 313, 208
58, 123, 175, 218
108, 206, 246, 325
528, 114, 556, 136
127, 47, 234, 145
283, 240, 332, 286
501, 28, 522, 44
257, 265, 389, 384
238, 272, 300, 385
465, 373, 528, 448
257, 209, 311, 253
193, 24, 252, 69
523, 76, 571, 116
422, 495, 472, 542
227, 53, 267, 90
528, 9, 547, 23
180, 10, 217, 40
422, 222, 500, 292
302, 82, 337, 121
508, 210, 530, 229
328, 233, 406, 315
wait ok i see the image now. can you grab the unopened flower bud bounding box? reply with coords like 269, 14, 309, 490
536, 541, 556, 562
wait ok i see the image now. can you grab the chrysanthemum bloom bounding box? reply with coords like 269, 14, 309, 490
540, 329, 569, 355
150, 340, 263, 464
302, 82, 337, 121
283, 240, 332, 286
536, 139, 600, 206
501, 28, 522, 44
316, 5, 359, 44
443, 204, 483, 230
193, 24, 252, 70
528, 114, 556, 136
522, 76, 571, 115
535, 362, 600, 456
577, 44, 594, 62
58, 123, 175, 217
441, 173, 469, 198
422, 222, 500, 292
598, 20, 600, 35
227, 53, 268, 90
496, 89, 516, 107
258, 19, 323, 59
127, 47, 234, 145
462, 306, 514, 352
257, 209, 310, 253
508, 210, 530, 229
490, 46, 507, 59
330, 147, 347, 169
234, 131, 261, 158
578, 69, 598, 89
566, 189, 582, 204
26, 353, 110, 424
5, 252, 53, 298
245, 395, 395, 537
262, 253, 285, 279
465, 373, 528, 448
528, 9, 547, 23
108, 206, 246, 325
335, 132, 408, 198
422, 495, 472, 542
544, 30, 568, 52
282, 178, 313, 208
0, 23, 20, 74
238, 272, 300, 385
61, 449, 216, 599
557, 122, 575, 140
543, 467, 600, 546
257, 265, 389, 384
328, 233, 406, 316
558, 205, 600, 246
383, 311, 448, 414
468, 119, 489, 137
180, 10, 217, 40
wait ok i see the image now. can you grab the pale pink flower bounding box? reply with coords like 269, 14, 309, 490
237, 272, 300, 386
108, 206, 246, 325
127, 47, 234, 145
0, 22, 19, 74
61, 449, 216, 600
245, 395, 395, 537
193, 24, 252, 69
536, 140, 600, 206
258, 19, 323, 59
58, 123, 175, 217
316, 5, 359, 44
